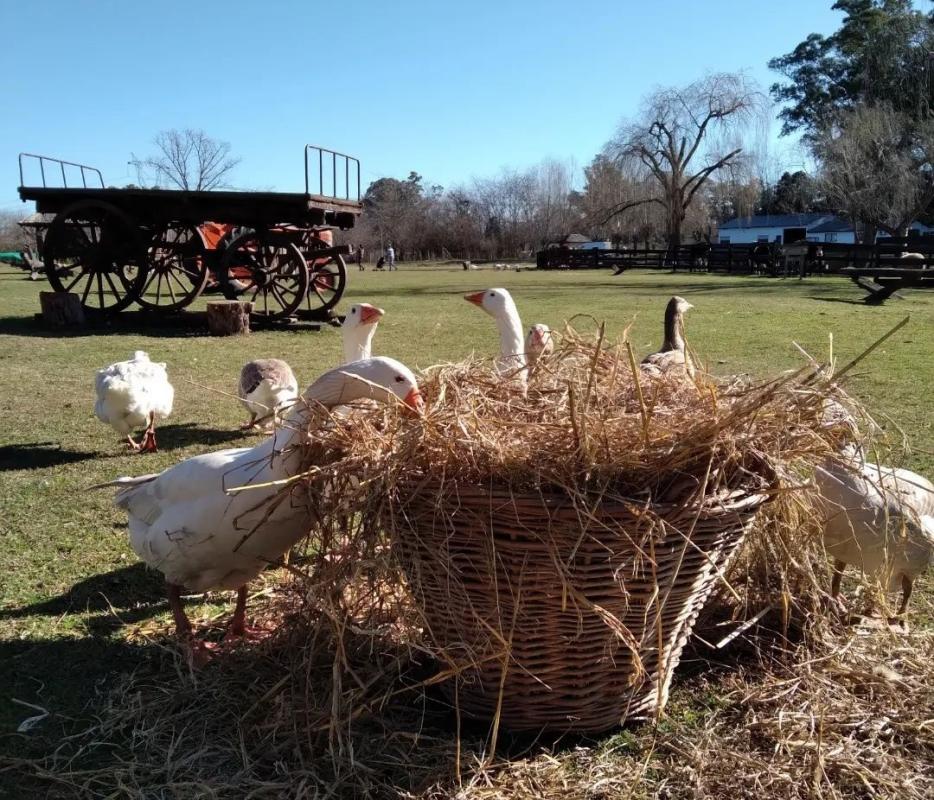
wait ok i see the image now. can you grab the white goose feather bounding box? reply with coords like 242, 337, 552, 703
94, 351, 174, 443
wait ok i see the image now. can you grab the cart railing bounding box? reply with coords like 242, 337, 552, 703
18, 153, 104, 190
304, 145, 360, 202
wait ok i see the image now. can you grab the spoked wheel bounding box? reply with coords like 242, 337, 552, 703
137, 222, 209, 311
218, 230, 310, 322
303, 236, 347, 315
43, 201, 147, 315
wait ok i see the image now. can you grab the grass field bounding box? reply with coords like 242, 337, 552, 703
1, 263, 932, 796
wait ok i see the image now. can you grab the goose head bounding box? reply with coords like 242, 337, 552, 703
526, 324, 554, 362
341, 302, 385, 362
465, 288, 518, 320
132, 350, 150, 362
305, 356, 423, 413
669, 296, 693, 316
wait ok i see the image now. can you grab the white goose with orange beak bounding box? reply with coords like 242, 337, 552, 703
94, 358, 423, 650
465, 288, 527, 382
342, 302, 385, 363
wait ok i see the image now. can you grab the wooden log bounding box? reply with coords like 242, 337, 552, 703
206, 300, 252, 335
39, 291, 86, 327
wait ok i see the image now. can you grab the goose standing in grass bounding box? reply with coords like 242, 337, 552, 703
641, 296, 694, 377
525, 324, 554, 369
95, 351, 174, 452
817, 455, 934, 620
94, 358, 423, 652
342, 302, 385, 362
237, 359, 299, 430
464, 288, 527, 382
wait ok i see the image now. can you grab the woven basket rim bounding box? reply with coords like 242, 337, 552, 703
393, 474, 770, 517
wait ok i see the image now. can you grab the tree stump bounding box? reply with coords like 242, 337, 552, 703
39, 291, 86, 328
207, 300, 252, 335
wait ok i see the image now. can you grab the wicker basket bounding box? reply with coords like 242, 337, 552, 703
390, 480, 766, 733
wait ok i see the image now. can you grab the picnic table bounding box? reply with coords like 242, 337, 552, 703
842, 267, 934, 303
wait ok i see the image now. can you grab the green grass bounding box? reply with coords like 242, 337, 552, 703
0, 263, 932, 787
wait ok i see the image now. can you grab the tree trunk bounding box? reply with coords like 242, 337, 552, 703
39, 291, 86, 327
206, 300, 252, 335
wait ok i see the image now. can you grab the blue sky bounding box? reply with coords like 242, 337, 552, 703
2, 0, 851, 212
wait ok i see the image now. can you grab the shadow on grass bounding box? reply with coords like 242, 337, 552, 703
0, 442, 97, 471
0, 563, 165, 622
0, 310, 331, 340
808, 296, 873, 306
155, 422, 250, 450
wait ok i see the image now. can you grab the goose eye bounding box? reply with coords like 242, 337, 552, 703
351, 306, 357, 313
394, 375, 405, 383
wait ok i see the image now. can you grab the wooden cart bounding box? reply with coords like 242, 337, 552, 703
16, 146, 362, 321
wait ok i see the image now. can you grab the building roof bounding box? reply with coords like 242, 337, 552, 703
809, 217, 854, 234
719, 213, 830, 230
559, 233, 592, 243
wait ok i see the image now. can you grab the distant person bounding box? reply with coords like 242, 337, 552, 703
386, 244, 396, 271
375, 256, 385, 270
356, 245, 365, 271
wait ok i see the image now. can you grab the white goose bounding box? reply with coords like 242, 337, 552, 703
465, 288, 527, 382
95, 358, 423, 646
342, 302, 384, 363
525, 324, 554, 369
817, 454, 934, 618
237, 359, 299, 430
641, 296, 695, 378
95, 351, 174, 452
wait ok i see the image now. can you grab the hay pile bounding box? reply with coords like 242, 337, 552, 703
286, 323, 848, 733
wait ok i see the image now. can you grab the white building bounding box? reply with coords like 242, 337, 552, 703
718, 214, 934, 245
717, 214, 856, 245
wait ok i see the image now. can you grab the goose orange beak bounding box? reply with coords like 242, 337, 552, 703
403, 387, 425, 412
464, 291, 485, 307
359, 304, 385, 324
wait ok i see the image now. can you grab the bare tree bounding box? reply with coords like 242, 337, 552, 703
0, 210, 30, 251
604, 73, 762, 248
131, 129, 240, 191
817, 104, 934, 240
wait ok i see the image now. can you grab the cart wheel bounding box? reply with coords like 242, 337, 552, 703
303, 236, 347, 315
218, 230, 309, 322
43, 201, 147, 315
137, 223, 209, 311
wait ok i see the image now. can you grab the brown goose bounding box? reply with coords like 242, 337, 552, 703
237, 358, 299, 430
641, 296, 694, 377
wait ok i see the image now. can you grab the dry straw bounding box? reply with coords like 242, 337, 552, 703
292, 322, 846, 734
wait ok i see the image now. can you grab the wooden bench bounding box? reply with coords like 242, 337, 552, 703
842, 267, 934, 303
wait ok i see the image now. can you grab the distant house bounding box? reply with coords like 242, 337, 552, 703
716, 214, 856, 245
718, 214, 934, 245
549, 233, 612, 250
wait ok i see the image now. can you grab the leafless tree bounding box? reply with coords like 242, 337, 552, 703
0, 210, 30, 251
817, 104, 934, 240
603, 73, 763, 248
131, 129, 240, 191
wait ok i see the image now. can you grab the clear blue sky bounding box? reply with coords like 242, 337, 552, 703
1, 0, 851, 212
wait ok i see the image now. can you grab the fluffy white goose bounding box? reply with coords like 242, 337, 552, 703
464, 288, 527, 381
95, 357, 423, 647
237, 359, 299, 430
95, 351, 174, 452
817, 455, 934, 618
342, 302, 385, 363
525, 324, 554, 369
641, 296, 695, 378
